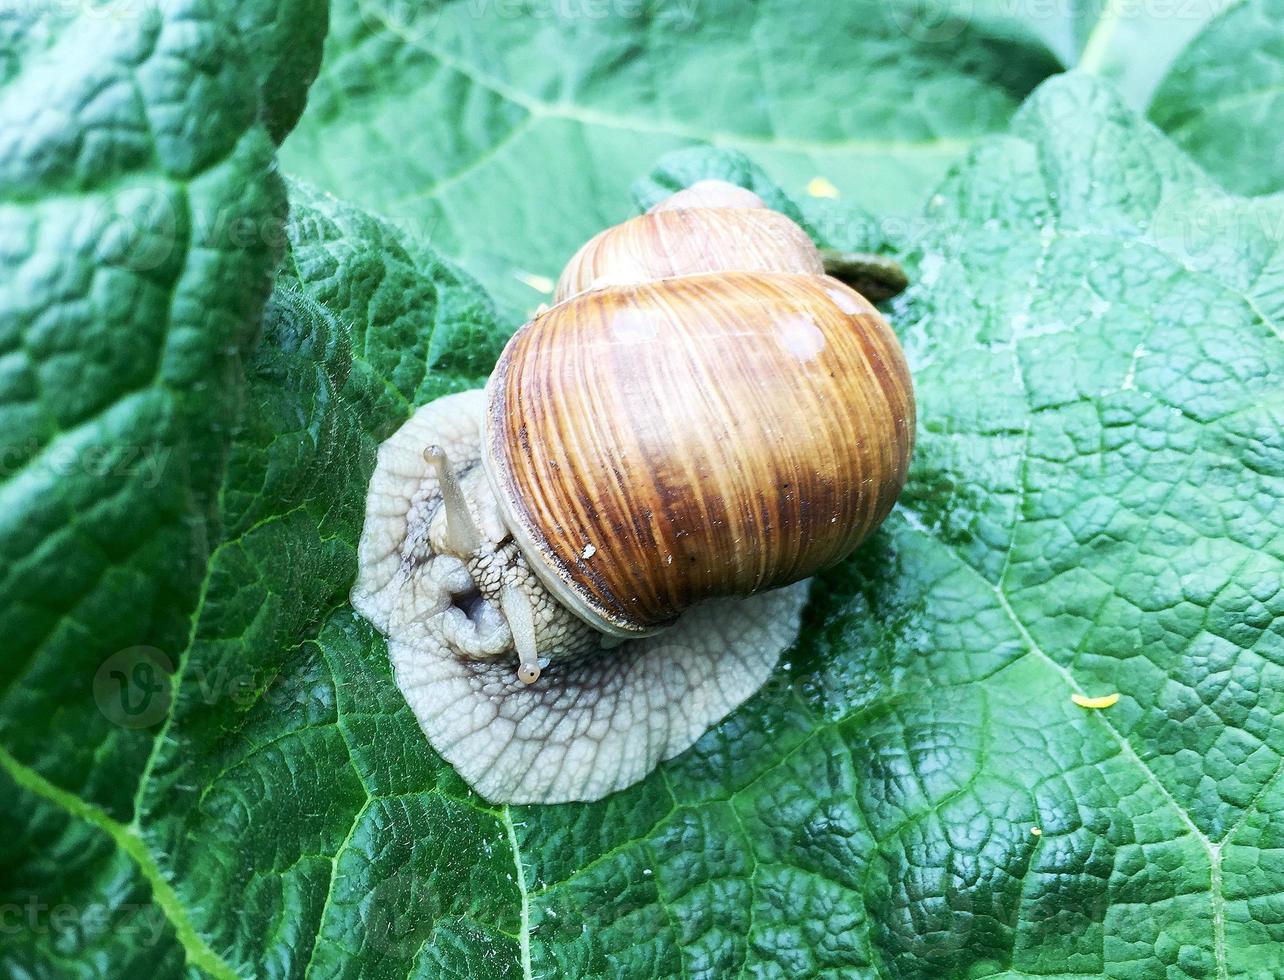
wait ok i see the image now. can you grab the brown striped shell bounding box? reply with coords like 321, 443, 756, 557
482, 180, 915, 637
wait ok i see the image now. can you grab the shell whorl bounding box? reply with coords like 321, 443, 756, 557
554, 181, 824, 302
484, 180, 915, 638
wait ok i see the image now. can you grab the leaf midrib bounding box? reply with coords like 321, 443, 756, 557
350, 7, 981, 169
0, 745, 241, 980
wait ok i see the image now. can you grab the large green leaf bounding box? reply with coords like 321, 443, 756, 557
0, 0, 288, 822
280, 0, 1063, 321
9, 63, 1284, 978
131, 181, 512, 976
845, 0, 1282, 197
279, 0, 1284, 328
0, 0, 317, 973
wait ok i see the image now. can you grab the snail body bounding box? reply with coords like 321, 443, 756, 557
352, 180, 915, 803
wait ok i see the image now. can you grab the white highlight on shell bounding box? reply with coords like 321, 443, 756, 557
609, 306, 660, 343
776, 313, 827, 362
649, 180, 767, 212
825, 284, 866, 316
351, 390, 810, 804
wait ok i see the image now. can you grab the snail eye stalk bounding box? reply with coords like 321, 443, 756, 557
501, 585, 541, 684
425, 445, 482, 557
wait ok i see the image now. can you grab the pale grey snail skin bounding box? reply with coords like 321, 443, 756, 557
350, 180, 914, 805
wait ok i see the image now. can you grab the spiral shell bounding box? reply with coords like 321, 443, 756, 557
483, 182, 915, 636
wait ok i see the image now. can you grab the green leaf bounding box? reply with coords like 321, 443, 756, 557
128, 285, 505, 979
3, 163, 513, 976
10, 61, 1284, 978
849, 0, 1279, 199
1149, 0, 1284, 197
129, 179, 511, 977
279, 0, 1062, 321
0, 0, 284, 819
226, 0, 331, 144
0, 0, 287, 973
874, 74, 1284, 975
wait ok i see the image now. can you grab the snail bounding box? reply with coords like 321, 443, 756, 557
352, 180, 915, 804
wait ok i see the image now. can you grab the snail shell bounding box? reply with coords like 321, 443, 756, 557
483, 182, 915, 638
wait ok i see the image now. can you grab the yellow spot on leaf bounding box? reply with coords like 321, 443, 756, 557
516, 272, 554, 294
1030, 827, 1042, 836
1071, 692, 1120, 709
807, 176, 840, 199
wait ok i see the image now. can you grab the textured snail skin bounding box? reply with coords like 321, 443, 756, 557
485, 270, 915, 636
352, 390, 809, 804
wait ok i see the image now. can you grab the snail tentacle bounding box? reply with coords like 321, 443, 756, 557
501, 583, 541, 685
424, 445, 481, 557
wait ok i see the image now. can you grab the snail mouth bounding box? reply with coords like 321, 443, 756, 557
413, 554, 508, 662
448, 582, 487, 623
445, 580, 536, 668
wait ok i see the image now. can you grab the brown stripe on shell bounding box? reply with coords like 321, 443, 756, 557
486, 271, 915, 634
